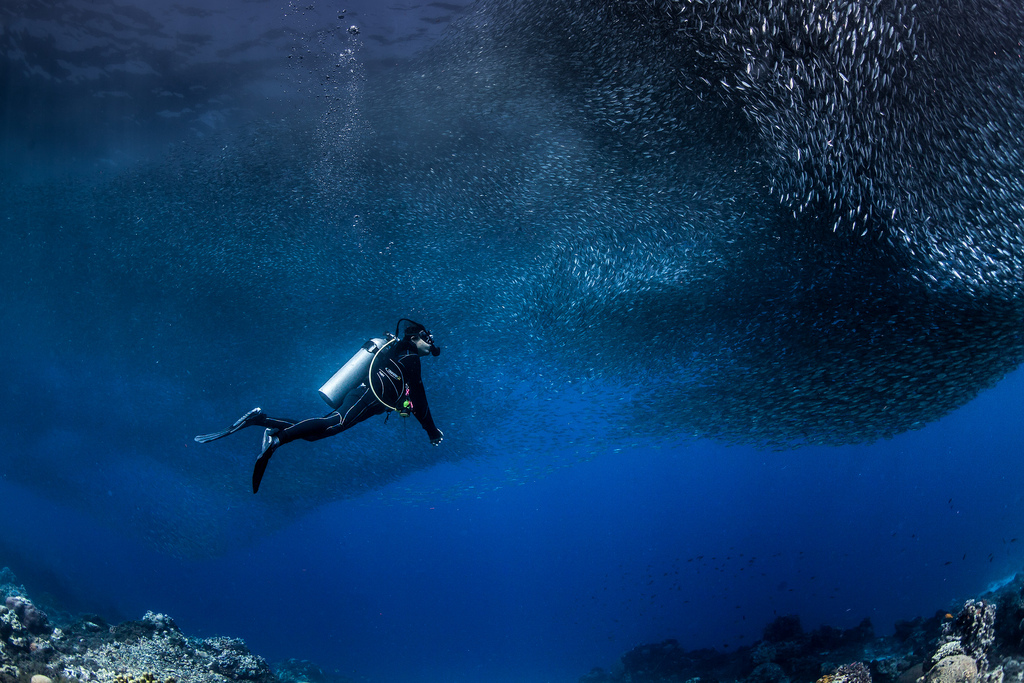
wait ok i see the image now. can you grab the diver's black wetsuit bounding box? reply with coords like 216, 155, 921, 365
252, 339, 441, 444
194, 329, 444, 493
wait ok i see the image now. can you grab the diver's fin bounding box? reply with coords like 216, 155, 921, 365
252, 453, 271, 493
194, 407, 263, 443
252, 432, 280, 494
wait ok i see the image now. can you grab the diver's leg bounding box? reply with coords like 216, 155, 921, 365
254, 399, 354, 493
254, 412, 337, 493
277, 386, 383, 444
324, 386, 386, 437
276, 413, 343, 444
253, 387, 385, 493
252, 415, 297, 431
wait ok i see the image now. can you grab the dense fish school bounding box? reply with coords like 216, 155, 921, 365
356, 0, 1024, 446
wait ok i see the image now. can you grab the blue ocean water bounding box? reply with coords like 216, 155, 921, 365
3, 1, 1024, 683
3, 367, 1024, 683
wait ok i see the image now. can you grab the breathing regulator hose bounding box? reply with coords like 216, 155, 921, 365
368, 335, 401, 412
369, 318, 439, 414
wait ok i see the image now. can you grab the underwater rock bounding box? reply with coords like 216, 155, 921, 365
0, 597, 55, 652
199, 637, 275, 683
764, 615, 805, 643
107, 611, 183, 645
0, 582, 64, 683
926, 655, 978, 683
990, 576, 1024, 652
997, 659, 1024, 683
823, 662, 873, 683
750, 662, 790, 683
5, 596, 52, 636
0, 603, 30, 651
273, 659, 327, 683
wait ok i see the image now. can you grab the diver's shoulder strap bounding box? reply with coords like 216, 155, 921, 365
368, 334, 402, 410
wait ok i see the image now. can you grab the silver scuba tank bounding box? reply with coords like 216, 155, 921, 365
318, 337, 388, 409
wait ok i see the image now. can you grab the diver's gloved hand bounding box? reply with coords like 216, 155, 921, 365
430, 429, 444, 446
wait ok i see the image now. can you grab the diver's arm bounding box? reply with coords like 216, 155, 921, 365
409, 379, 442, 444
401, 354, 443, 444
417, 396, 443, 444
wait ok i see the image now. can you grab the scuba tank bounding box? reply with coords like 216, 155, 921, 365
318, 337, 389, 409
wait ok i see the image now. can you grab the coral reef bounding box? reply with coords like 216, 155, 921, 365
921, 599, 1003, 683
55, 615, 275, 683
8, 563, 1024, 683
0, 568, 309, 683
580, 573, 1024, 683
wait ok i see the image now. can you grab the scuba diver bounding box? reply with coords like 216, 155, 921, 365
194, 319, 444, 493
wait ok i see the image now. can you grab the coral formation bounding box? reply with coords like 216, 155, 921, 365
55, 616, 276, 683
0, 568, 287, 683
819, 662, 873, 683
919, 599, 1002, 683
944, 601, 998, 671
8, 563, 1024, 683
6, 596, 52, 636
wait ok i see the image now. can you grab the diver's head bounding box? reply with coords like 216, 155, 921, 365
405, 323, 441, 357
